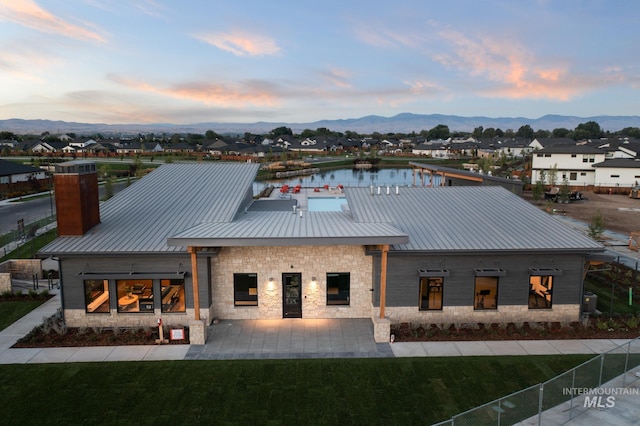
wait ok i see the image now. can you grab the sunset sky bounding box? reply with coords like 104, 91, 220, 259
1, 0, 638, 125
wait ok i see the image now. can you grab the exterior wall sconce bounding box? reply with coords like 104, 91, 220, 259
310, 277, 317, 287
267, 277, 275, 291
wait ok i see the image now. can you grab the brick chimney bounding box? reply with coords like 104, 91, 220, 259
54, 160, 100, 236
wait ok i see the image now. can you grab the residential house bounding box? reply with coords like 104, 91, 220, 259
531, 145, 606, 187
593, 159, 640, 189
41, 161, 604, 344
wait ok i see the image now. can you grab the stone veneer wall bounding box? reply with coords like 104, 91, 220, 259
64, 308, 195, 329
376, 304, 581, 325
209, 245, 372, 320
0, 259, 42, 279
0, 273, 10, 293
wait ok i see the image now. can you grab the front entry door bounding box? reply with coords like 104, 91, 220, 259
282, 273, 302, 318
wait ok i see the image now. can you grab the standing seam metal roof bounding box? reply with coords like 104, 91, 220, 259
41, 163, 260, 254
345, 186, 604, 252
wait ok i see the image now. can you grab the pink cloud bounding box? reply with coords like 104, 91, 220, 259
193, 31, 281, 56
107, 73, 280, 107
0, 0, 107, 44
431, 28, 589, 100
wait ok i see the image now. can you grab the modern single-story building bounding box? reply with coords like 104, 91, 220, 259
40, 161, 605, 343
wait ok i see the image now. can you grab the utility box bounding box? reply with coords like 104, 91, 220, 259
583, 291, 598, 313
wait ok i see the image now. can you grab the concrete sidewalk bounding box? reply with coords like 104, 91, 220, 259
0, 293, 637, 364
1, 295, 638, 425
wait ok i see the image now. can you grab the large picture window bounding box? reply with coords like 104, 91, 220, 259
326, 272, 350, 305
85, 279, 109, 313
474, 277, 498, 310
161, 279, 186, 313
116, 279, 153, 313
419, 277, 443, 310
234, 273, 258, 306
529, 275, 553, 309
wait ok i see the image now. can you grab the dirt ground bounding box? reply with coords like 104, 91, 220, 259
524, 190, 640, 236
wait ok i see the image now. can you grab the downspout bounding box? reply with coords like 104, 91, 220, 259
379, 244, 389, 319
188, 246, 201, 320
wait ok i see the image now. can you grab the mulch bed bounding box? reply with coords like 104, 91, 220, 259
12, 326, 190, 348
391, 319, 640, 342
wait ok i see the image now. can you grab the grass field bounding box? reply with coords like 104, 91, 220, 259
0, 299, 47, 330
0, 355, 592, 425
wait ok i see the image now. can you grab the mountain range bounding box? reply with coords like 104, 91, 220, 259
1, 113, 640, 136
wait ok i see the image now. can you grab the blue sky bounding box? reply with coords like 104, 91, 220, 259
1, 0, 639, 125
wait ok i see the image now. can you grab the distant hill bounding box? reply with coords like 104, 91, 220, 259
1, 113, 640, 136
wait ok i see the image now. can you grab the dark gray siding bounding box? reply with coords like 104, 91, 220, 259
59, 253, 207, 311
372, 252, 585, 308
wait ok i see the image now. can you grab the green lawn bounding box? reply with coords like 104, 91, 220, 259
0, 299, 47, 330
0, 355, 591, 425
0, 228, 57, 263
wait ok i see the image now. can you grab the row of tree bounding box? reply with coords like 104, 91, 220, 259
3, 121, 640, 146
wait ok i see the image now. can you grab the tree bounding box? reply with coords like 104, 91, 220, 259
552, 128, 570, 138
270, 126, 293, 138
427, 124, 450, 140
205, 130, 221, 140
548, 164, 558, 187
482, 128, 497, 138
516, 124, 534, 139
574, 121, 602, 140
533, 129, 550, 138
472, 126, 483, 139
558, 176, 571, 203
587, 211, 606, 239
533, 170, 546, 204
620, 127, 640, 138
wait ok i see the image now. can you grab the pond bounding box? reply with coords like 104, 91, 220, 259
254, 167, 442, 194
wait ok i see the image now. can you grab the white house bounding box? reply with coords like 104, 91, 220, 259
593, 159, 640, 189
531, 145, 605, 187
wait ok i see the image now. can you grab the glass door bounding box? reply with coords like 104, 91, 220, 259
282, 273, 302, 318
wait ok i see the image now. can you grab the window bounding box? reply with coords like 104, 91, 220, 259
85, 279, 109, 313
116, 279, 153, 313
419, 277, 443, 310
571, 154, 577, 158
529, 276, 553, 309
161, 279, 185, 313
474, 277, 498, 310
326, 272, 350, 305
610, 175, 620, 178
570, 172, 577, 180
234, 273, 258, 306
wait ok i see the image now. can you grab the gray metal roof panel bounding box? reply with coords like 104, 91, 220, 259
41, 163, 260, 254
345, 186, 603, 252
167, 211, 408, 247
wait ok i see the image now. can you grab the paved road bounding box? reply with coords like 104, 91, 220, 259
0, 181, 129, 234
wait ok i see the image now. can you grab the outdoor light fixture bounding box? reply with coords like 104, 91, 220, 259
267, 277, 275, 291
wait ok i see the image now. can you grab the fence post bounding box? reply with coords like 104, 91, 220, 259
598, 354, 605, 387
623, 341, 630, 387
537, 383, 544, 426
569, 369, 576, 419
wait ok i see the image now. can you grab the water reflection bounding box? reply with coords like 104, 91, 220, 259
254, 167, 442, 194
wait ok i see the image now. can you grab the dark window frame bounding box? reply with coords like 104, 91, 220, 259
84, 279, 110, 313
326, 272, 350, 305
529, 275, 553, 309
474, 276, 499, 310
234, 273, 258, 306
419, 277, 444, 311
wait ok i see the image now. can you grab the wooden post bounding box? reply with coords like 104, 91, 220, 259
188, 246, 201, 321
379, 244, 389, 319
